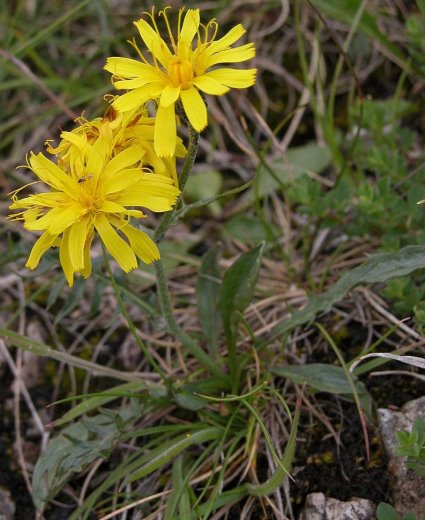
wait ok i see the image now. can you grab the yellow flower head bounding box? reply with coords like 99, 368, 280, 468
104, 7, 256, 157
9, 138, 180, 286
46, 105, 187, 186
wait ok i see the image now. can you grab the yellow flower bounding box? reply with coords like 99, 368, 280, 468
104, 7, 256, 157
9, 138, 180, 286
46, 105, 187, 186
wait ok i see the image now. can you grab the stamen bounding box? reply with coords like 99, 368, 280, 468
177, 8, 184, 38
128, 38, 149, 65
159, 7, 177, 53
7, 181, 39, 199
210, 20, 219, 44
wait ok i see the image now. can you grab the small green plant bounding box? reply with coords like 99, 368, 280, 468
395, 418, 425, 477
377, 502, 420, 520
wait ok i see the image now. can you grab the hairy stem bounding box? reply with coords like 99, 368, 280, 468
102, 245, 169, 384
154, 258, 223, 377
154, 126, 199, 243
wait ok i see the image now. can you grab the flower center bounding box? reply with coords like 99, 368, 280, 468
168, 57, 193, 87
77, 182, 102, 215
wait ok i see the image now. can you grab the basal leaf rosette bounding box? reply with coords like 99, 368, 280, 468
46, 105, 187, 187
9, 139, 180, 286
104, 7, 256, 157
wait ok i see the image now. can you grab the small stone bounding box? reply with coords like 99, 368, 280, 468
378, 396, 425, 518
0, 486, 16, 520
298, 492, 376, 520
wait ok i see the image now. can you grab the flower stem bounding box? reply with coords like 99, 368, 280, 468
102, 245, 169, 385
154, 126, 199, 243
152, 125, 224, 377
154, 258, 223, 377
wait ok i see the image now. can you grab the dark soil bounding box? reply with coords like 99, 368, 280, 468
291, 402, 391, 515
0, 394, 35, 518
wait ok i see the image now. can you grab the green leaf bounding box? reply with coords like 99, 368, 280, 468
270, 364, 367, 394
377, 503, 398, 520
173, 391, 207, 411
197, 245, 222, 357
0, 327, 147, 383
220, 243, 265, 349
246, 404, 300, 497
224, 214, 278, 245
51, 381, 148, 427
254, 143, 331, 199
123, 427, 221, 486
174, 376, 229, 411
402, 513, 418, 520
268, 245, 425, 342
164, 455, 191, 520
310, 0, 409, 67
32, 404, 141, 511
185, 170, 222, 216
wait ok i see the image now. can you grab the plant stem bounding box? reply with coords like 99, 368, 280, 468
152, 124, 225, 377
154, 258, 223, 377
154, 126, 199, 243
102, 245, 169, 384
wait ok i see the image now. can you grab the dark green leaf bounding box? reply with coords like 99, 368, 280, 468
173, 391, 207, 411
257, 143, 331, 199
123, 427, 221, 486
185, 170, 222, 216
271, 364, 366, 395
197, 245, 222, 356
220, 243, 265, 348
224, 214, 278, 245
377, 503, 398, 520
268, 245, 425, 342
32, 404, 141, 510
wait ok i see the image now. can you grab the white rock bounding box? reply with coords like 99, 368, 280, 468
298, 492, 375, 520
0, 486, 15, 520
378, 396, 425, 518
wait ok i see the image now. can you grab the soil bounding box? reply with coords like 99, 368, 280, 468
0, 392, 35, 518
291, 403, 391, 516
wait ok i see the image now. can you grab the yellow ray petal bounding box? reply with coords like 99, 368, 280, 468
160, 84, 181, 107
206, 43, 256, 67
208, 24, 246, 54
113, 76, 160, 90
29, 153, 76, 194
95, 214, 137, 272
113, 84, 164, 113
134, 19, 172, 68
81, 231, 94, 279
125, 125, 155, 141
114, 193, 176, 212
180, 87, 207, 132
25, 207, 64, 231
11, 192, 69, 209
179, 9, 200, 46
154, 104, 177, 157
59, 227, 74, 287
105, 57, 156, 78
47, 205, 83, 235
26, 232, 58, 270
193, 76, 230, 95
68, 217, 90, 272
120, 224, 160, 264
205, 68, 256, 88
87, 135, 110, 180
102, 145, 145, 178
103, 168, 142, 195
60, 131, 88, 150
